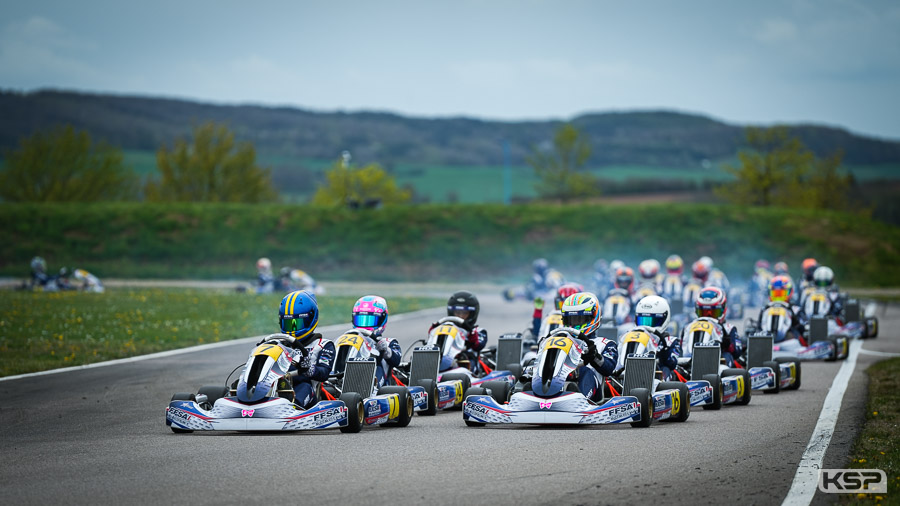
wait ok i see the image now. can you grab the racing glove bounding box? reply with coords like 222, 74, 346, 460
375, 338, 392, 359
298, 356, 316, 377
582, 339, 598, 365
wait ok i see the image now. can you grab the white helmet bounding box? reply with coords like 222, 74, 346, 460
699, 256, 713, 269
256, 257, 272, 272
638, 259, 660, 280
609, 259, 625, 273
813, 266, 834, 288
634, 295, 670, 333
73, 269, 88, 281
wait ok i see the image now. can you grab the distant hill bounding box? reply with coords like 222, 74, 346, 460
2, 89, 900, 168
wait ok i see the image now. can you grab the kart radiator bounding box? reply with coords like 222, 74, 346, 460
809, 316, 828, 343
844, 299, 860, 323
410, 347, 441, 386
496, 335, 522, 370
623, 355, 656, 394
669, 298, 684, 315
342, 358, 377, 397
596, 324, 618, 341
746, 334, 773, 369
691, 345, 721, 380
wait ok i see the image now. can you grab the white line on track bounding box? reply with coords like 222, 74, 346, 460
1, 306, 446, 384
781, 339, 863, 506
858, 348, 900, 357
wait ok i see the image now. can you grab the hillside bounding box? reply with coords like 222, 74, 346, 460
3, 89, 900, 169
2, 202, 898, 287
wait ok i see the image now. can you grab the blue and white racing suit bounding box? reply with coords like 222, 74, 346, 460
538, 331, 618, 402
371, 333, 403, 387
290, 336, 335, 409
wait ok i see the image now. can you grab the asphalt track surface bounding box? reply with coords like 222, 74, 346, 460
1, 291, 897, 506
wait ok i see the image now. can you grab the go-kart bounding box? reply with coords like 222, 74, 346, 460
393, 317, 517, 413
462, 327, 687, 427
315, 328, 424, 427
681, 317, 799, 394
165, 334, 359, 433
803, 290, 878, 340
750, 302, 848, 361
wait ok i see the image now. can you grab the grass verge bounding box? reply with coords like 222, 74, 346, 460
844, 357, 900, 503
0, 288, 442, 377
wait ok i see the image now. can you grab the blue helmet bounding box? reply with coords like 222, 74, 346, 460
279, 290, 319, 345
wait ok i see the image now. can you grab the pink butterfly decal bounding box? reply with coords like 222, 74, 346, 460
241, 409, 255, 417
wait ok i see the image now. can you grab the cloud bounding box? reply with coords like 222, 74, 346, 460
0, 16, 99, 84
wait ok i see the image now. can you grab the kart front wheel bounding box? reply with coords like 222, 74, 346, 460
339, 392, 364, 433
658, 382, 690, 423
197, 385, 229, 410
379, 386, 414, 428
481, 380, 511, 405
441, 373, 472, 410
776, 357, 801, 391
463, 387, 489, 427
724, 368, 752, 405
169, 392, 196, 433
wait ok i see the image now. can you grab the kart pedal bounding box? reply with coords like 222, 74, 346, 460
409, 347, 441, 386
691, 345, 721, 380
343, 358, 378, 397
496, 335, 523, 371
623, 355, 656, 394
747, 334, 773, 369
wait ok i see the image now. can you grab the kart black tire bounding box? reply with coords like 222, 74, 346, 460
658, 382, 690, 423
762, 361, 781, 394
169, 393, 196, 433
339, 392, 364, 433
441, 373, 471, 410
197, 385, 229, 409
867, 317, 878, 338
824, 335, 839, 362
629, 388, 653, 428
463, 387, 489, 427
776, 357, 801, 391
481, 380, 512, 405
378, 386, 414, 428
724, 368, 752, 405
416, 379, 438, 416
701, 374, 723, 411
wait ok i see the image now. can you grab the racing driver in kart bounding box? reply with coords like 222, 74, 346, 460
351, 295, 402, 387
429, 290, 488, 372
278, 290, 335, 409
693, 287, 744, 367
543, 292, 618, 402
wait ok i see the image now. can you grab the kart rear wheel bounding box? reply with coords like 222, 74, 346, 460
824, 336, 840, 362
701, 374, 722, 411
629, 388, 653, 428
463, 387, 489, 426
658, 382, 690, 423
724, 368, 751, 405
169, 393, 196, 433
197, 385, 229, 410
441, 373, 471, 410
762, 361, 781, 394
505, 363, 524, 381
481, 380, 512, 405
776, 357, 801, 391
379, 386, 414, 428
416, 379, 438, 416
339, 392, 364, 433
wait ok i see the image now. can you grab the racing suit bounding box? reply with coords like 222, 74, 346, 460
757, 302, 807, 345
290, 335, 336, 409
429, 321, 488, 372
714, 320, 744, 367
651, 329, 681, 380
538, 331, 618, 402
371, 332, 402, 387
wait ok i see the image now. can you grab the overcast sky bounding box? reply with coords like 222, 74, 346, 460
2, 0, 899, 139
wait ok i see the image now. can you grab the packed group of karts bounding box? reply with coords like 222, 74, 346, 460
165, 255, 878, 434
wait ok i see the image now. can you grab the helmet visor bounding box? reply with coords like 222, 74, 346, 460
448, 305, 475, 320
770, 288, 789, 301
636, 313, 667, 328
352, 313, 381, 328
280, 313, 316, 334
697, 307, 724, 319
562, 311, 594, 330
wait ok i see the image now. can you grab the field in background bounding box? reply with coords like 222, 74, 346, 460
0, 288, 442, 377
2, 202, 898, 287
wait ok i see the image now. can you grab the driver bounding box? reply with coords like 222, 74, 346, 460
550, 292, 618, 401
758, 275, 807, 344
634, 295, 681, 380
351, 295, 401, 386
429, 291, 488, 371
279, 290, 335, 408
694, 287, 743, 367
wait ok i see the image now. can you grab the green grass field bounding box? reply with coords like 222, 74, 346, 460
0, 288, 442, 377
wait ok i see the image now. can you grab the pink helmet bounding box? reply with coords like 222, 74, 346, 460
352, 295, 389, 334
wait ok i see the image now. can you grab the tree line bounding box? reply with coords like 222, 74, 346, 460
0, 121, 854, 211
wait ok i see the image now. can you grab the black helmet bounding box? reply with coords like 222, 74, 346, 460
447, 290, 480, 329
